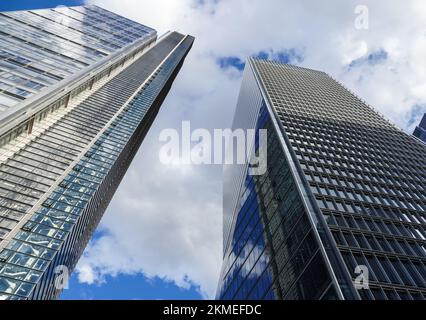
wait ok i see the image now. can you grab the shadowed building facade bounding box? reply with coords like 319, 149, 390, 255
413, 113, 426, 143
0, 5, 193, 299
217, 58, 426, 300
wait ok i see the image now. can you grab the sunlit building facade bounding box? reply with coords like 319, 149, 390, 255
0, 5, 193, 299
217, 58, 426, 300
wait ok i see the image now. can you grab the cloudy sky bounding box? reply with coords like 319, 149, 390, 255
2, 0, 425, 299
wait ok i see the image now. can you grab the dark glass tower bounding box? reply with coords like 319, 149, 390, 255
217, 58, 426, 300
0, 5, 193, 299
413, 114, 426, 143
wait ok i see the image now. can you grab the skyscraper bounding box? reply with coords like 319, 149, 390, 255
413, 113, 426, 143
217, 58, 426, 300
0, 5, 193, 300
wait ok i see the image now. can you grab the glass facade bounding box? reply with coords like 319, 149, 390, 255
0, 5, 155, 112
413, 113, 426, 143
0, 5, 194, 300
217, 58, 426, 300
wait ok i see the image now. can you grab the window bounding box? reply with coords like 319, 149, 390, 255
0, 92, 19, 107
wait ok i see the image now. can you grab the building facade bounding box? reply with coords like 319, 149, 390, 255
217, 58, 426, 300
0, 5, 193, 299
413, 113, 426, 143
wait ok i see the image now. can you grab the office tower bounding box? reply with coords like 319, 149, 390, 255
413, 114, 426, 143
0, 5, 193, 299
217, 58, 426, 300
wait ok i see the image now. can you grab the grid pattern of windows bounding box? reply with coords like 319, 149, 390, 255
0, 32, 193, 299
253, 59, 426, 299
0, 35, 154, 149
218, 106, 276, 300
217, 63, 339, 300
0, 5, 155, 111
222, 64, 267, 255
218, 106, 336, 300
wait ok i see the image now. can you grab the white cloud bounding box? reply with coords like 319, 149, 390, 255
76, 264, 98, 285
77, 0, 426, 299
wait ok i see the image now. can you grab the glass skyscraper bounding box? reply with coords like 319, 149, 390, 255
0, 5, 193, 299
217, 58, 426, 300
413, 114, 426, 143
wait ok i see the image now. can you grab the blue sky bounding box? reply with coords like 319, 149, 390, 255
217, 48, 304, 72
348, 49, 388, 68
61, 272, 202, 300
1, 0, 425, 301
0, 0, 84, 11
59, 231, 204, 300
